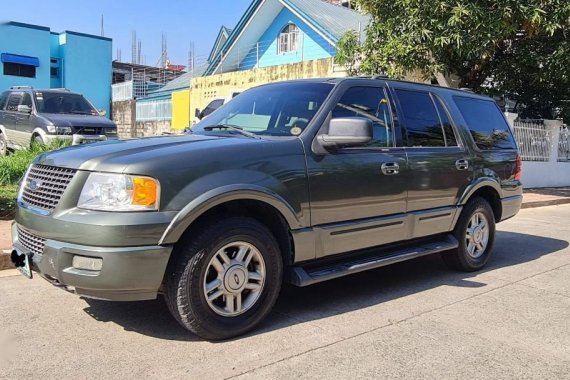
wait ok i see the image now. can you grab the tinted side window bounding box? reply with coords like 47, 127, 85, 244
454, 96, 516, 150
21, 93, 32, 108
332, 86, 393, 147
434, 96, 457, 146
0, 91, 8, 110
395, 89, 445, 147
6, 93, 22, 111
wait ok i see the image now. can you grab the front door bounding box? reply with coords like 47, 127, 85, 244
14, 92, 35, 144
389, 85, 473, 238
306, 83, 409, 257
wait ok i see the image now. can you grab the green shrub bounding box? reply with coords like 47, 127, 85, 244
0, 140, 70, 186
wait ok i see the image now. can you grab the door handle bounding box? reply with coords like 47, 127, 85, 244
381, 162, 400, 175
455, 159, 469, 170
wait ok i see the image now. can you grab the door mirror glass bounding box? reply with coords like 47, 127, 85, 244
317, 117, 373, 148
17, 104, 32, 113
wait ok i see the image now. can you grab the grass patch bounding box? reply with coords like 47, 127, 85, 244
0, 140, 71, 218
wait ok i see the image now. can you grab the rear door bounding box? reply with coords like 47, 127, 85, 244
390, 86, 472, 238
306, 82, 409, 257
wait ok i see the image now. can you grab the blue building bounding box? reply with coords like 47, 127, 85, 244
204, 0, 369, 75
0, 22, 112, 116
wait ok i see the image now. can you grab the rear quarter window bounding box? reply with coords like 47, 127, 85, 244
453, 96, 516, 150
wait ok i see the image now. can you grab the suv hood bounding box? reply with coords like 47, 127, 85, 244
42, 113, 116, 128
34, 134, 265, 173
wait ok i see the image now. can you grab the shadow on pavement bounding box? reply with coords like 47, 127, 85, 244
82, 231, 568, 341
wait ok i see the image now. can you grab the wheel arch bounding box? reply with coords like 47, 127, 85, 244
160, 186, 302, 264
458, 179, 503, 222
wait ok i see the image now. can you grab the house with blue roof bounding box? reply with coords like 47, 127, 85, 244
204, 0, 369, 75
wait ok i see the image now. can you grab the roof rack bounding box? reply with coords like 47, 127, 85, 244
9, 85, 33, 90
49, 88, 71, 92
357, 75, 390, 80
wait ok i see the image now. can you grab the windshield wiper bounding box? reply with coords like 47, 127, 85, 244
203, 124, 261, 139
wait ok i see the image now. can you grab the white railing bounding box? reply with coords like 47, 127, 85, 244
559, 124, 570, 162
135, 99, 172, 121
112, 81, 134, 101
513, 119, 551, 161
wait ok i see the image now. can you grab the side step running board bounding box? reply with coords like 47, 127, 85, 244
288, 235, 458, 287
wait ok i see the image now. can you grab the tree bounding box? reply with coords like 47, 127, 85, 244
337, 0, 570, 120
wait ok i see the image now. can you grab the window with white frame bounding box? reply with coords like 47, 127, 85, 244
278, 24, 299, 54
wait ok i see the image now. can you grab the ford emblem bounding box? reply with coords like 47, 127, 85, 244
28, 179, 43, 192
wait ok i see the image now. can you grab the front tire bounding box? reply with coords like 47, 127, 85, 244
164, 217, 283, 340
0, 133, 7, 156
442, 197, 496, 271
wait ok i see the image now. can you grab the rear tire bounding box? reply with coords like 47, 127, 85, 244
164, 217, 283, 340
442, 197, 496, 272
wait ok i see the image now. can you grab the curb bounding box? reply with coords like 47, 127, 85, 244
0, 250, 14, 271
521, 198, 570, 209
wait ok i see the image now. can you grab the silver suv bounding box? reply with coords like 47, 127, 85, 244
0, 86, 117, 155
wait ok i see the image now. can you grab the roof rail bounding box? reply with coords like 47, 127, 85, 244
49, 88, 71, 92
9, 85, 33, 90
357, 74, 390, 80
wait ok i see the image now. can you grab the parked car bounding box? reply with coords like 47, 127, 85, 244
194, 90, 242, 123
11, 77, 522, 340
0, 86, 117, 155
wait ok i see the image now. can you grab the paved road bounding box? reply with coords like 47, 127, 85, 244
1, 205, 570, 379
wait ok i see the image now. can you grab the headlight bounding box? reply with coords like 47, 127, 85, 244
46, 125, 72, 135
78, 173, 160, 211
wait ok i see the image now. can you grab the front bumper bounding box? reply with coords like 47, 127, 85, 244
45, 134, 118, 145
11, 223, 172, 301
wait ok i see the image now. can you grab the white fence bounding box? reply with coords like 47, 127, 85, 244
135, 99, 172, 121
507, 114, 570, 188
558, 125, 570, 162
512, 119, 551, 161
112, 81, 134, 102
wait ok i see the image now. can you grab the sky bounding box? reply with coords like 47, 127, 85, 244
2, 0, 252, 69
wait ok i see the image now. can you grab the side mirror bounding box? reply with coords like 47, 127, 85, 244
195, 108, 202, 120
17, 105, 32, 114
98, 109, 107, 116
317, 117, 372, 148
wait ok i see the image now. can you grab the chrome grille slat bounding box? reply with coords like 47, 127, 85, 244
20, 164, 77, 213
17, 225, 46, 256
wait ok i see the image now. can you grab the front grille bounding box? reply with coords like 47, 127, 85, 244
20, 165, 77, 213
17, 225, 46, 256
72, 126, 105, 135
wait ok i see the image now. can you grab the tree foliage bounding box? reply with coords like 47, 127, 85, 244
337, 0, 570, 120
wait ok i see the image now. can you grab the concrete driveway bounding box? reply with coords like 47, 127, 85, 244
1, 204, 569, 379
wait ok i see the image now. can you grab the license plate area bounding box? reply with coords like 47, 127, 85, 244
11, 250, 33, 279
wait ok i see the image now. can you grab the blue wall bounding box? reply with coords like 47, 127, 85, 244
59, 32, 112, 116
0, 23, 51, 90
239, 8, 335, 70
0, 22, 112, 117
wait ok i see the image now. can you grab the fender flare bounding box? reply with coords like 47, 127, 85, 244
159, 184, 303, 245
31, 128, 49, 143
457, 177, 503, 205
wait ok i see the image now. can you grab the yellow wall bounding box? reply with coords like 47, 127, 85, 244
190, 58, 339, 113
171, 89, 191, 130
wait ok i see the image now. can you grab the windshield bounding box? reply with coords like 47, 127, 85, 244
192, 82, 334, 137
34, 92, 98, 115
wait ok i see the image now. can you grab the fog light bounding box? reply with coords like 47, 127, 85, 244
72, 256, 102, 271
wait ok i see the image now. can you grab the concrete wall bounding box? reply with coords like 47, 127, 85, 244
240, 8, 334, 70
0, 23, 51, 90
172, 89, 191, 130
112, 100, 136, 139
191, 58, 336, 111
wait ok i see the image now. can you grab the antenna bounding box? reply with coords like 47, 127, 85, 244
131, 31, 137, 64
100, 15, 105, 37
